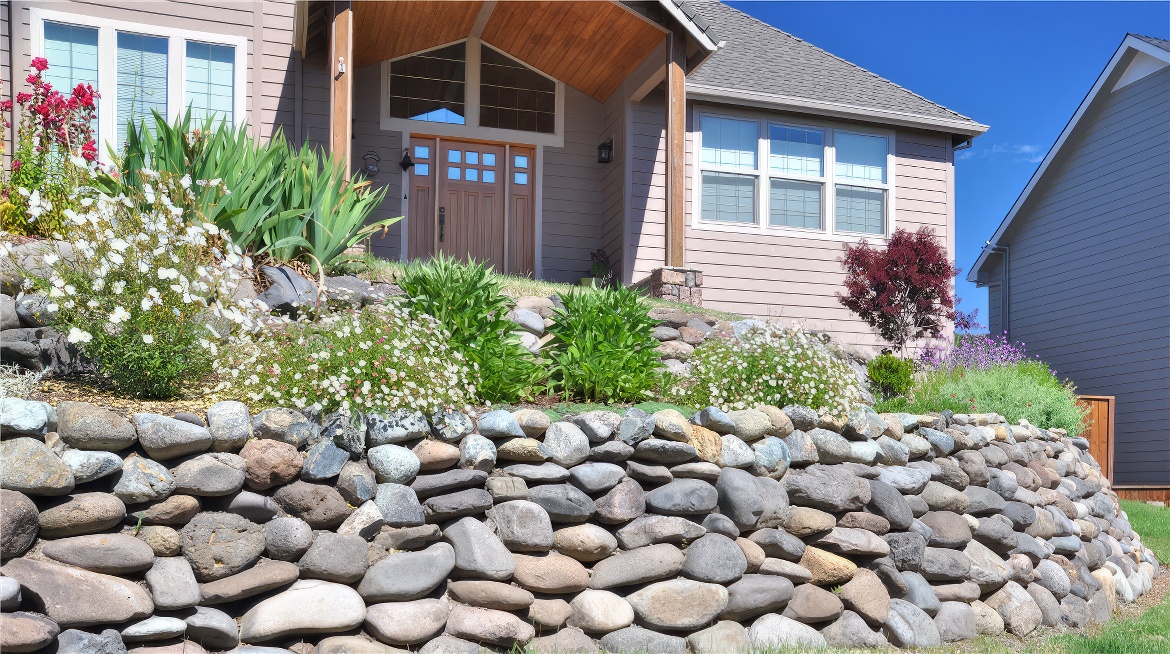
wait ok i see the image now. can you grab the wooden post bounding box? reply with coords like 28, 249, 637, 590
665, 28, 686, 267
329, 1, 353, 172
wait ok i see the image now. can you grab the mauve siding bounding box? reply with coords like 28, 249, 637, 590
679, 105, 956, 351
2, 2, 12, 161
986, 263, 1003, 336
351, 63, 402, 261
541, 86, 606, 283
600, 86, 626, 282
999, 65, 1170, 486
629, 89, 667, 280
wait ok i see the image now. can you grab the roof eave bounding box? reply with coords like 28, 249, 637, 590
970, 34, 1170, 279
657, 0, 721, 53
686, 83, 989, 136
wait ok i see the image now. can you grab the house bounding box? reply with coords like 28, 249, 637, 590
1, 0, 986, 350
969, 34, 1170, 491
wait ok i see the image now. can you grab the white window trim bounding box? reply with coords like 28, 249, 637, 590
380, 38, 565, 148
690, 104, 897, 243
29, 8, 247, 163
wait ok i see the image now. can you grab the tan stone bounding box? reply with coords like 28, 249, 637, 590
689, 426, 722, 464
798, 546, 856, 586
496, 438, 548, 462
878, 414, 905, 439
412, 439, 460, 471
652, 409, 692, 441
993, 425, 1009, 441
736, 537, 765, 572
512, 409, 551, 438
447, 580, 534, 610
785, 507, 837, 538
838, 568, 889, 626
756, 405, 795, 438
513, 552, 589, 593
137, 525, 182, 556
1092, 568, 1118, 613
529, 598, 573, 629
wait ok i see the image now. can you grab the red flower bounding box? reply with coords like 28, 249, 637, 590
0, 99, 11, 112
11, 159, 21, 172
15, 92, 30, 104
30, 57, 49, 72
80, 139, 97, 162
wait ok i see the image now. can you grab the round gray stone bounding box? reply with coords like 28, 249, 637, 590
297, 532, 369, 583
681, 533, 747, 584
357, 542, 456, 601
133, 413, 213, 460
368, 444, 421, 484
42, 533, 155, 574
568, 462, 625, 493
0, 437, 74, 496
181, 512, 266, 581
529, 484, 596, 523
172, 453, 247, 496
1, 489, 38, 558
300, 441, 350, 482
56, 401, 137, 451
487, 500, 554, 552
543, 422, 590, 467
374, 482, 425, 527
645, 478, 718, 515
113, 456, 175, 504
145, 556, 201, 609
61, 449, 123, 484
206, 401, 252, 452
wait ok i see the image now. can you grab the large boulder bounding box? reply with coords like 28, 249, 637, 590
238, 579, 365, 642
180, 512, 266, 581
0, 558, 153, 627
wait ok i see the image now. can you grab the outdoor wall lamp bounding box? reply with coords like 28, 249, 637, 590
362, 151, 381, 177
597, 138, 613, 164
399, 148, 414, 171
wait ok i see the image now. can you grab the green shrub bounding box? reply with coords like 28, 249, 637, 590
396, 255, 544, 404
876, 361, 1087, 435
28, 171, 248, 399
867, 354, 914, 399
112, 110, 395, 272
213, 303, 474, 415
671, 323, 863, 416
545, 286, 660, 402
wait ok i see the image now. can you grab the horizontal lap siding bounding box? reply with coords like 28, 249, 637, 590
630, 90, 667, 280
542, 87, 605, 283
2, 2, 11, 161
259, 0, 295, 141
1002, 66, 1170, 485
685, 118, 954, 352
600, 90, 625, 281
351, 64, 401, 261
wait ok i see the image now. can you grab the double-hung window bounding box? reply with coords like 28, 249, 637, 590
697, 110, 893, 238
31, 9, 245, 157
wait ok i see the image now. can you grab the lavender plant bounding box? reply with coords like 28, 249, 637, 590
918, 332, 1029, 371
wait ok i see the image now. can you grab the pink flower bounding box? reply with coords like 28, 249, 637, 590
30, 57, 48, 72
15, 92, 30, 104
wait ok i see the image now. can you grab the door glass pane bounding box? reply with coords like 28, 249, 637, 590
769, 179, 822, 229
479, 45, 556, 134
514, 155, 528, 169
414, 163, 429, 176
414, 145, 430, 159
466, 151, 479, 165
185, 41, 234, 125
701, 116, 757, 168
117, 32, 169, 150
482, 170, 495, 183
514, 172, 528, 185
483, 153, 496, 166
448, 167, 462, 180
465, 168, 478, 182
835, 133, 887, 183
835, 185, 885, 234
769, 125, 823, 177
701, 172, 755, 223
387, 42, 466, 125
448, 150, 461, 163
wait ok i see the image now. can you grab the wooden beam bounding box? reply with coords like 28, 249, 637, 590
665, 27, 686, 267
329, 1, 353, 172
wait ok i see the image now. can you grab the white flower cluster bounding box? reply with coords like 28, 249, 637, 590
214, 302, 476, 416
674, 323, 863, 417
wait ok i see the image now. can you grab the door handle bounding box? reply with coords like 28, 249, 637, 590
439, 207, 445, 242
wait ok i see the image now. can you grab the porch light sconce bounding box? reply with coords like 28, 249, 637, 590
399, 148, 414, 171
597, 138, 613, 164
362, 151, 381, 177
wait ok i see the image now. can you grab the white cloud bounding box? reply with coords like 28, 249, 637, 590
956, 142, 1045, 164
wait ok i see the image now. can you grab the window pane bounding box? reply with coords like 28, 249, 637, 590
448, 150, 461, 163
448, 167, 461, 180
769, 125, 823, 177
414, 163, 429, 176
483, 153, 496, 166
479, 45, 555, 134
482, 170, 495, 183
835, 185, 885, 234
701, 172, 755, 224
700, 116, 757, 169
514, 172, 528, 185
769, 179, 822, 229
388, 43, 466, 125
117, 32, 168, 150
514, 155, 528, 169
465, 151, 479, 165
465, 168, 478, 182
43, 23, 99, 142
414, 145, 430, 160
835, 132, 887, 183
185, 41, 234, 125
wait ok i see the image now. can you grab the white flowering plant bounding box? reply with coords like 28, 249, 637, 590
670, 323, 863, 417
24, 169, 252, 398
212, 303, 475, 416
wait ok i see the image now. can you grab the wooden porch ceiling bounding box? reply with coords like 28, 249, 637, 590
352, 1, 668, 102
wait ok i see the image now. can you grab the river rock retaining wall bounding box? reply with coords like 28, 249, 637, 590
0, 397, 1159, 654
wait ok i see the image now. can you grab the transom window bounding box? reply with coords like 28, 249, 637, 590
384, 40, 561, 140
33, 11, 245, 157
697, 111, 892, 237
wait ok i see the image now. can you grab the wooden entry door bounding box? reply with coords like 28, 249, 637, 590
406, 136, 535, 276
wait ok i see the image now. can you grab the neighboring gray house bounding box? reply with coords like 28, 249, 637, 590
970, 34, 1170, 488
2, 0, 987, 350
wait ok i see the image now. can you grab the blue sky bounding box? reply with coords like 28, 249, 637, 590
727, 0, 1169, 329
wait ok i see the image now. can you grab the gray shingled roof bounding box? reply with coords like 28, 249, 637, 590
686, 0, 984, 130
668, 0, 720, 45
1132, 33, 1170, 52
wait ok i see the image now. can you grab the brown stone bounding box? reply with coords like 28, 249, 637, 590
786, 507, 836, 537
448, 580, 535, 610
838, 568, 889, 627
689, 426, 723, 464
198, 559, 300, 604
837, 512, 891, 535
799, 546, 856, 586
529, 598, 573, 629
678, 326, 706, 345
781, 583, 844, 624
737, 537, 765, 572
513, 552, 589, 593
239, 439, 302, 490
413, 439, 460, 471
0, 612, 60, 652
129, 494, 200, 526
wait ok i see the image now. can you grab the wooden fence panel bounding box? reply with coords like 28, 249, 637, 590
1077, 395, 1114, 482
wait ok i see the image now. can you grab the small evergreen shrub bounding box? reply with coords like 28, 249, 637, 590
867, 354, 914, 399
545, 286, 660, 402
672, 324, 863, 416
214, 303, 474, 415
396, 255, 544, 404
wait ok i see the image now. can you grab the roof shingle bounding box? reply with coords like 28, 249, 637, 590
686, 1, 984, 130
1131, 33, 1170, 52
